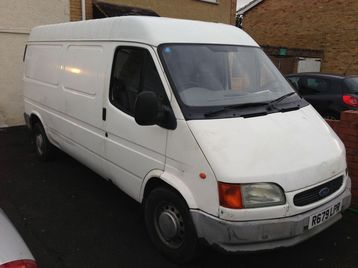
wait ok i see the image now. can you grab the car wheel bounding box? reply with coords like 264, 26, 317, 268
323, 113, 338, 120
144, 187, 199, 263
33, 122, 55, 161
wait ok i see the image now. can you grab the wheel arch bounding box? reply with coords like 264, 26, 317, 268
29, 111, 45, 130
140, 170, 198, 209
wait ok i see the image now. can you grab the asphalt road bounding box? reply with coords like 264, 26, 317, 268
0, 126, 357, 268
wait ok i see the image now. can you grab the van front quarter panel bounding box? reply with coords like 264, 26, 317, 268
164, 120, 219, 216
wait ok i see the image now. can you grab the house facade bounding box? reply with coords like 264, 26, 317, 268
0, 0, 70, 127
70, 0, 237, 25
0, 0, 236, 127
240, 0, 358, 75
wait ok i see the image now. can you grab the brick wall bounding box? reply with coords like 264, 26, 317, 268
70, 0, 93, 21
229, 0, 237, 25
70, 0, 236, 24
326, 111, 358, 208
243, 0, 358, 75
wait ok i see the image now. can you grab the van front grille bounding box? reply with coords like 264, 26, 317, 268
293, 176, 343, 206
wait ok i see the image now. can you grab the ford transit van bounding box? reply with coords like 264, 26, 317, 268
23, 16, 351, 262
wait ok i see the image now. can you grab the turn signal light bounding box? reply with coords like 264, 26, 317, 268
218, 182, 243, 209
343, 95, 358, 107
0, 260, 37, 268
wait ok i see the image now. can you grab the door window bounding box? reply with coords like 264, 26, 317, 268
109, 47, 168, 116
293, 77, 332, 95
345, 77, 358, 94
306, 78, 329, 93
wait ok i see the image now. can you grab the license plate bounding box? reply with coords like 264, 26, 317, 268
308, 201, 342, 229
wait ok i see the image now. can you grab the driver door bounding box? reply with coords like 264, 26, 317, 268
103, 44, 170, 201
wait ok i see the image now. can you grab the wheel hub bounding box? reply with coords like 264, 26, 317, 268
155, 204, 185, 249
36, 134, 43, 154
158, 210, 179, 239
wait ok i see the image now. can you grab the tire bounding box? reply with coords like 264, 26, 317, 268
323, 114, 338, 120
322, 110, 340, 120
32, 122, 55, 161
144, 187, 199, 263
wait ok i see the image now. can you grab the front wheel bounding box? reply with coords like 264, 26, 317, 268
144, 187, 199, 263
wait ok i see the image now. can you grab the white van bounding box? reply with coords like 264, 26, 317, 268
23, 16, 351, 262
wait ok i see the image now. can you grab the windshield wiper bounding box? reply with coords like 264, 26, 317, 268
204, 101, 269, 117
268, 92, 297, 108
204, 92, 298, 118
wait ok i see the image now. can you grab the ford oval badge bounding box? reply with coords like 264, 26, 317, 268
319, 187, 330, 198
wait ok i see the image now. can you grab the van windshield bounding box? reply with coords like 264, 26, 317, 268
159, 44, 301, 119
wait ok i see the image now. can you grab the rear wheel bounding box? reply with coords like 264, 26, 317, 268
144, 187, 199, 263
33, 122, 55, 161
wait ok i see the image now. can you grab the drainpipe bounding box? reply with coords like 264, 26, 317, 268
81, 0, 86, 20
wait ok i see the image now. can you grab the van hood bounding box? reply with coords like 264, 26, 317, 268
187, 106, 346, 191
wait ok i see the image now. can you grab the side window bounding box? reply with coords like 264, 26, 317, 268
287, 77, 299, 90
109, 47, 168, 116
306, 77, 330, 94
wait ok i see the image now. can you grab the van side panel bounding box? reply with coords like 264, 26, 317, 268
63, 45, 104, 127
25, 45, 62, 87
58, 44, 106, 175
24, 43, 65, 132
24, 42, 107, 178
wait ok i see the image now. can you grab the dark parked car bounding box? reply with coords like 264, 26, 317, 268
286, 73, 358, 119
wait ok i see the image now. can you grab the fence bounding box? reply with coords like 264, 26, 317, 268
326, 111, 358, 208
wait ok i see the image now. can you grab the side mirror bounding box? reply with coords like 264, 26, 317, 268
134, 91, 177, 130
134, 91, 161, 126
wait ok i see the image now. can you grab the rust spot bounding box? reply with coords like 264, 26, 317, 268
199, 172, 207, 179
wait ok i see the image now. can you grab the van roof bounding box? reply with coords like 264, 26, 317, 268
28, 16, 259, 47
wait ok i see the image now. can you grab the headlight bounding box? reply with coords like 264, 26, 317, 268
241, 183, 285, 208
218, 182, 285, 209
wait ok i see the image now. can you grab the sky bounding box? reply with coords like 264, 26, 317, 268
236, 0, 253, 10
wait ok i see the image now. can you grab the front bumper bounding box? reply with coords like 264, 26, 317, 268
191, 187, 351, 252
